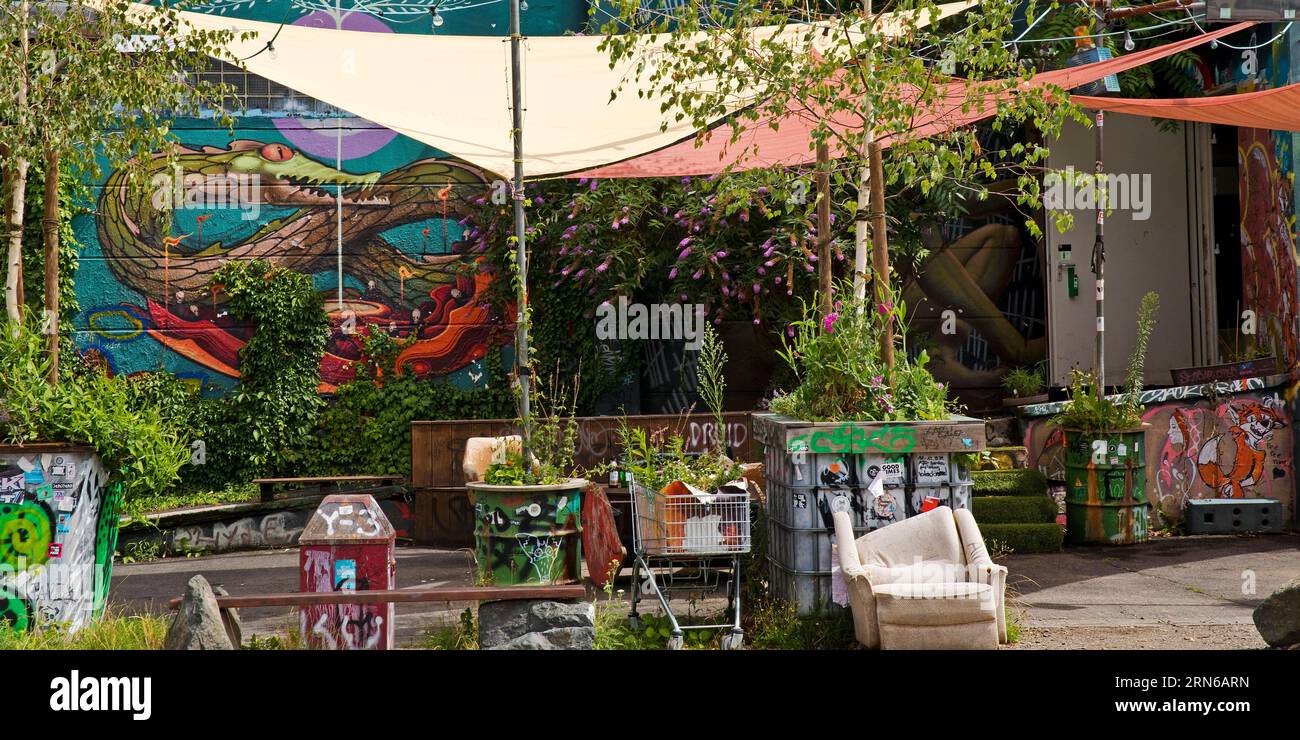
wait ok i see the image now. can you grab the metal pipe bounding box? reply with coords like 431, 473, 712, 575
509, 0, 532, 469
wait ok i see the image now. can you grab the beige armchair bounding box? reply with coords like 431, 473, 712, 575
833, 505, 1007, 650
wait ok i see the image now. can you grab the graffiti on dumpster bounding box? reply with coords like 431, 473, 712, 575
0, 451, 116, 632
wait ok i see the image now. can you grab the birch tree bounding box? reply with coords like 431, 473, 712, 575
0, 0, 241, 380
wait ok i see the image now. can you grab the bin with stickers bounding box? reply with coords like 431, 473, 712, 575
0, 445, 118, 633
752, 414, 985, 616
299, 494, 396, 650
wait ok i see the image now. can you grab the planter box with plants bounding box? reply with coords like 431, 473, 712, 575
1, 322, 187, 632
464, 377, 590, 587
1001, 364, 1049, 408
1052, 292, 1161, 546
754, 288, 986, 615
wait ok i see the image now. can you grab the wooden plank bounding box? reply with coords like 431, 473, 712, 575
252, 475, 402, 484
166, 585, 588, 610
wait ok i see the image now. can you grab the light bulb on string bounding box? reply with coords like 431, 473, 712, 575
1123, 30, 1134, 52
267, 42, 277, 59
431, 7, 444, 28
521, 0, 529, 10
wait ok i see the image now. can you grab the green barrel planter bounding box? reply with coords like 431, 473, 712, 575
1063, 429, 1148, 545
466, 480, 586, 586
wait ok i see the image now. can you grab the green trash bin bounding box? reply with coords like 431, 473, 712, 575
466, 480, 585, 586
1063, 429, 1149, 545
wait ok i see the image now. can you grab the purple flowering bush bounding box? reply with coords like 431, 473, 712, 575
768, 284, 953, 421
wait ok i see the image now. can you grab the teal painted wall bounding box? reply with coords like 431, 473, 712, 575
73, 1, 590, 393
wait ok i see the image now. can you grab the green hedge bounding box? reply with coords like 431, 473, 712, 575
978, 523, 1064, 554
972, 468, 1048, 496
972, 495, 1058, 524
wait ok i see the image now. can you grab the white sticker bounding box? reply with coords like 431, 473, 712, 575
881, 461, 903, 477
1095, 279, 1104, 299
1117, 443, 1127, 457
1096, 316, 1105, 331
338, 504, 354, 515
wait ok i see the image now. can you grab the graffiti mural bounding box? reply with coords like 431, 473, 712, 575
1239, 127, 1299, 367
0, 448, 119, 632
75, 122, 503, 391
902, 210, 1046, 395
72, 0, 596, 392
1025, 389, 1295, 525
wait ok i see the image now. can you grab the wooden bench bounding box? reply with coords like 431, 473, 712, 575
253, 475, 405, 503
167, 585, 588, 610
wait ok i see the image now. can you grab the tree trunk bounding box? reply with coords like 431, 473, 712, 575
42, 149, 60, 384
816, 141, 832, 316
869, 141, 894, 369
5, 0, 30, 325
4, 162, 29, 324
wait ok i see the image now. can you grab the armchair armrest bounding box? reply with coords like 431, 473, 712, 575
953, 508, 1009, 643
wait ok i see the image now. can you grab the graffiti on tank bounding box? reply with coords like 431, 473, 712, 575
79, 135, 501, 390
1239, 128, 1299, 367
787, 423, 917, 455
0, 452, 115, 632
475, 493, 579, 585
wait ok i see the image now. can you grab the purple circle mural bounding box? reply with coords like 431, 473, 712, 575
272, 11, 399, 161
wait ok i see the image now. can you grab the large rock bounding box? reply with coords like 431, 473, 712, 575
164, 575, 236, 650
1254, 576, 1300, 648
478, 599, 595, 650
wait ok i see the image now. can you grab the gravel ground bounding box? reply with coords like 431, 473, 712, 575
1009, 624, 1270, 650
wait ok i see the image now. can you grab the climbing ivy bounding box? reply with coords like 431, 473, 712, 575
304, 330, 514, 477
183, 260, 329, 485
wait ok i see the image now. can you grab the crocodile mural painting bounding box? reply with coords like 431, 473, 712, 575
74, 120, 505, 391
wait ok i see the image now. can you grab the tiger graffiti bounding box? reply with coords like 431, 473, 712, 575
1025, 390, 1294, 524
0, 450, 117, 632
78, 129, 502, 392
1196, 398, 1288, 498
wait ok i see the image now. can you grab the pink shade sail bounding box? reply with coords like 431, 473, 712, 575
569, 22, 1255, 179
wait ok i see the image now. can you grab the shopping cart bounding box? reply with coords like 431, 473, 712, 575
627, 473, 752, 650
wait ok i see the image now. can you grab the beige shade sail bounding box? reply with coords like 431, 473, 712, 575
111, 0, 980, 178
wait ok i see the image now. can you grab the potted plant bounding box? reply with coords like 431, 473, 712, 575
753, 282, 986, 614
465, 371, 589, 587
1001, 364, 1049, 407
1052, 292, 1160, 545
1, 319, 186, 631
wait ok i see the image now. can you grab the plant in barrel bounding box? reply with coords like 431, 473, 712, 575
466, 368, 589, 587
1052, 291, 1160, 545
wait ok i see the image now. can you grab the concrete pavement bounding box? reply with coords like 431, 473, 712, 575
109, 532, 1300, 648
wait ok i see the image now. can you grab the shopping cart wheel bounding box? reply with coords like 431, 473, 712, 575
720, 631, 744, 651
667, 633, 684, 651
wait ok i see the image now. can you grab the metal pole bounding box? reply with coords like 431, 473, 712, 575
509, 0, 532, 468
1092, 107, 1105, 387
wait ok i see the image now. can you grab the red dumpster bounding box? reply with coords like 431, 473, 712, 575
299, 494, 396, 650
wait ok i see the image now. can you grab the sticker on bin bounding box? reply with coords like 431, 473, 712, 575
334, 559, 357, 591
914, 454, 948, 485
